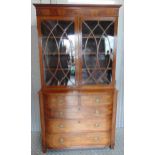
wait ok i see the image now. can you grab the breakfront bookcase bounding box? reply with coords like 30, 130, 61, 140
34, 4, 121, 153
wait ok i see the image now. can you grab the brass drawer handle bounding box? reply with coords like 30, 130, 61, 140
78, 107, 81, 111
94, 123, 100, 127
58, 124, 64, 128
59, 138, 64, 144
59, 111, 64, 116
59, 99, 64, 104
94, 137, 100, 141
95, 110, 100, 115
95, 97, 100, 104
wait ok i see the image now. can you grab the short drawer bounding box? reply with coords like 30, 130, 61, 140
45, 118, 112, 134
46, 132, 110, 148
45, 105, 112, 119
81, 93, 113, 107
44, 95, 78, 108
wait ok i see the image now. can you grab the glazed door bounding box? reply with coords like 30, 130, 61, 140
80, 18, 115, 85
40, 18, 77, 86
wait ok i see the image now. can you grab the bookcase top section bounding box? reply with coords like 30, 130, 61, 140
33, 4, 122, 8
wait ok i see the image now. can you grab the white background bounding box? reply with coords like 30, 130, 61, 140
0, 0, 155, 155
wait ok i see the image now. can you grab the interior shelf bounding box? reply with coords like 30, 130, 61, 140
82, 67, 112, 70
45, 68, 73, 70
44, 67, 111, 71
42, 35, 107, 39
82, 52, 106, 55
44, 52, 74, 56
42, 36, 69, 39
82, 35, 106, 38
43, 52, 106, 56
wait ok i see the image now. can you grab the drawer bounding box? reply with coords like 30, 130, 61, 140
44, 95, 78, 108
45, 118, 112, 134
45, 105, 112, 119
46, 132, 110, 148
81, 93, 113, 106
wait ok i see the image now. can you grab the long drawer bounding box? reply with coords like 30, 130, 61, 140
45, 105, 112, 119
46, 132, 111, 148
44, 93, 113, 109
45, 118, 112, 134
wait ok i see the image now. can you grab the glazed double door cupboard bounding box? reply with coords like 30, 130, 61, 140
34, 4, 121, 153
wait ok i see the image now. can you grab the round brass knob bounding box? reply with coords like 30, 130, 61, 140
59, 99, 64, 104
94, 137, 99, 141
95, 123, 100, 127
59, 124, 64, 128
59, 138, 64, 144
59, 111, 63, 116
95, 110, 100, 115
95, 97, 100, 104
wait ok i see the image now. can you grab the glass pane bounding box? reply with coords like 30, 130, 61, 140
41, 20, 75, 86
82, 20, 114, 85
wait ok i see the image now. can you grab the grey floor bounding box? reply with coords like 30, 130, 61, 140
31, 128, 124, 155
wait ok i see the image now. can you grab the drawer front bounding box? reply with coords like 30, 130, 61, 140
81, 93, 113, 107
46, 132, 110, 148
44, 95, 78, 108
45, 105, 112, 119
45, 118, 112, 134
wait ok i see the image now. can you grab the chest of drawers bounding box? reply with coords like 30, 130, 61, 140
34, 3, 120, 153
39, 89, 117, 152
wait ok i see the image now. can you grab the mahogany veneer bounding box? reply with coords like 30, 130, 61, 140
34, 3, 121, 153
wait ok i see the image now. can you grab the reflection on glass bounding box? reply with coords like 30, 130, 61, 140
41, 20, 75, 86
82, 20, 114, 85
